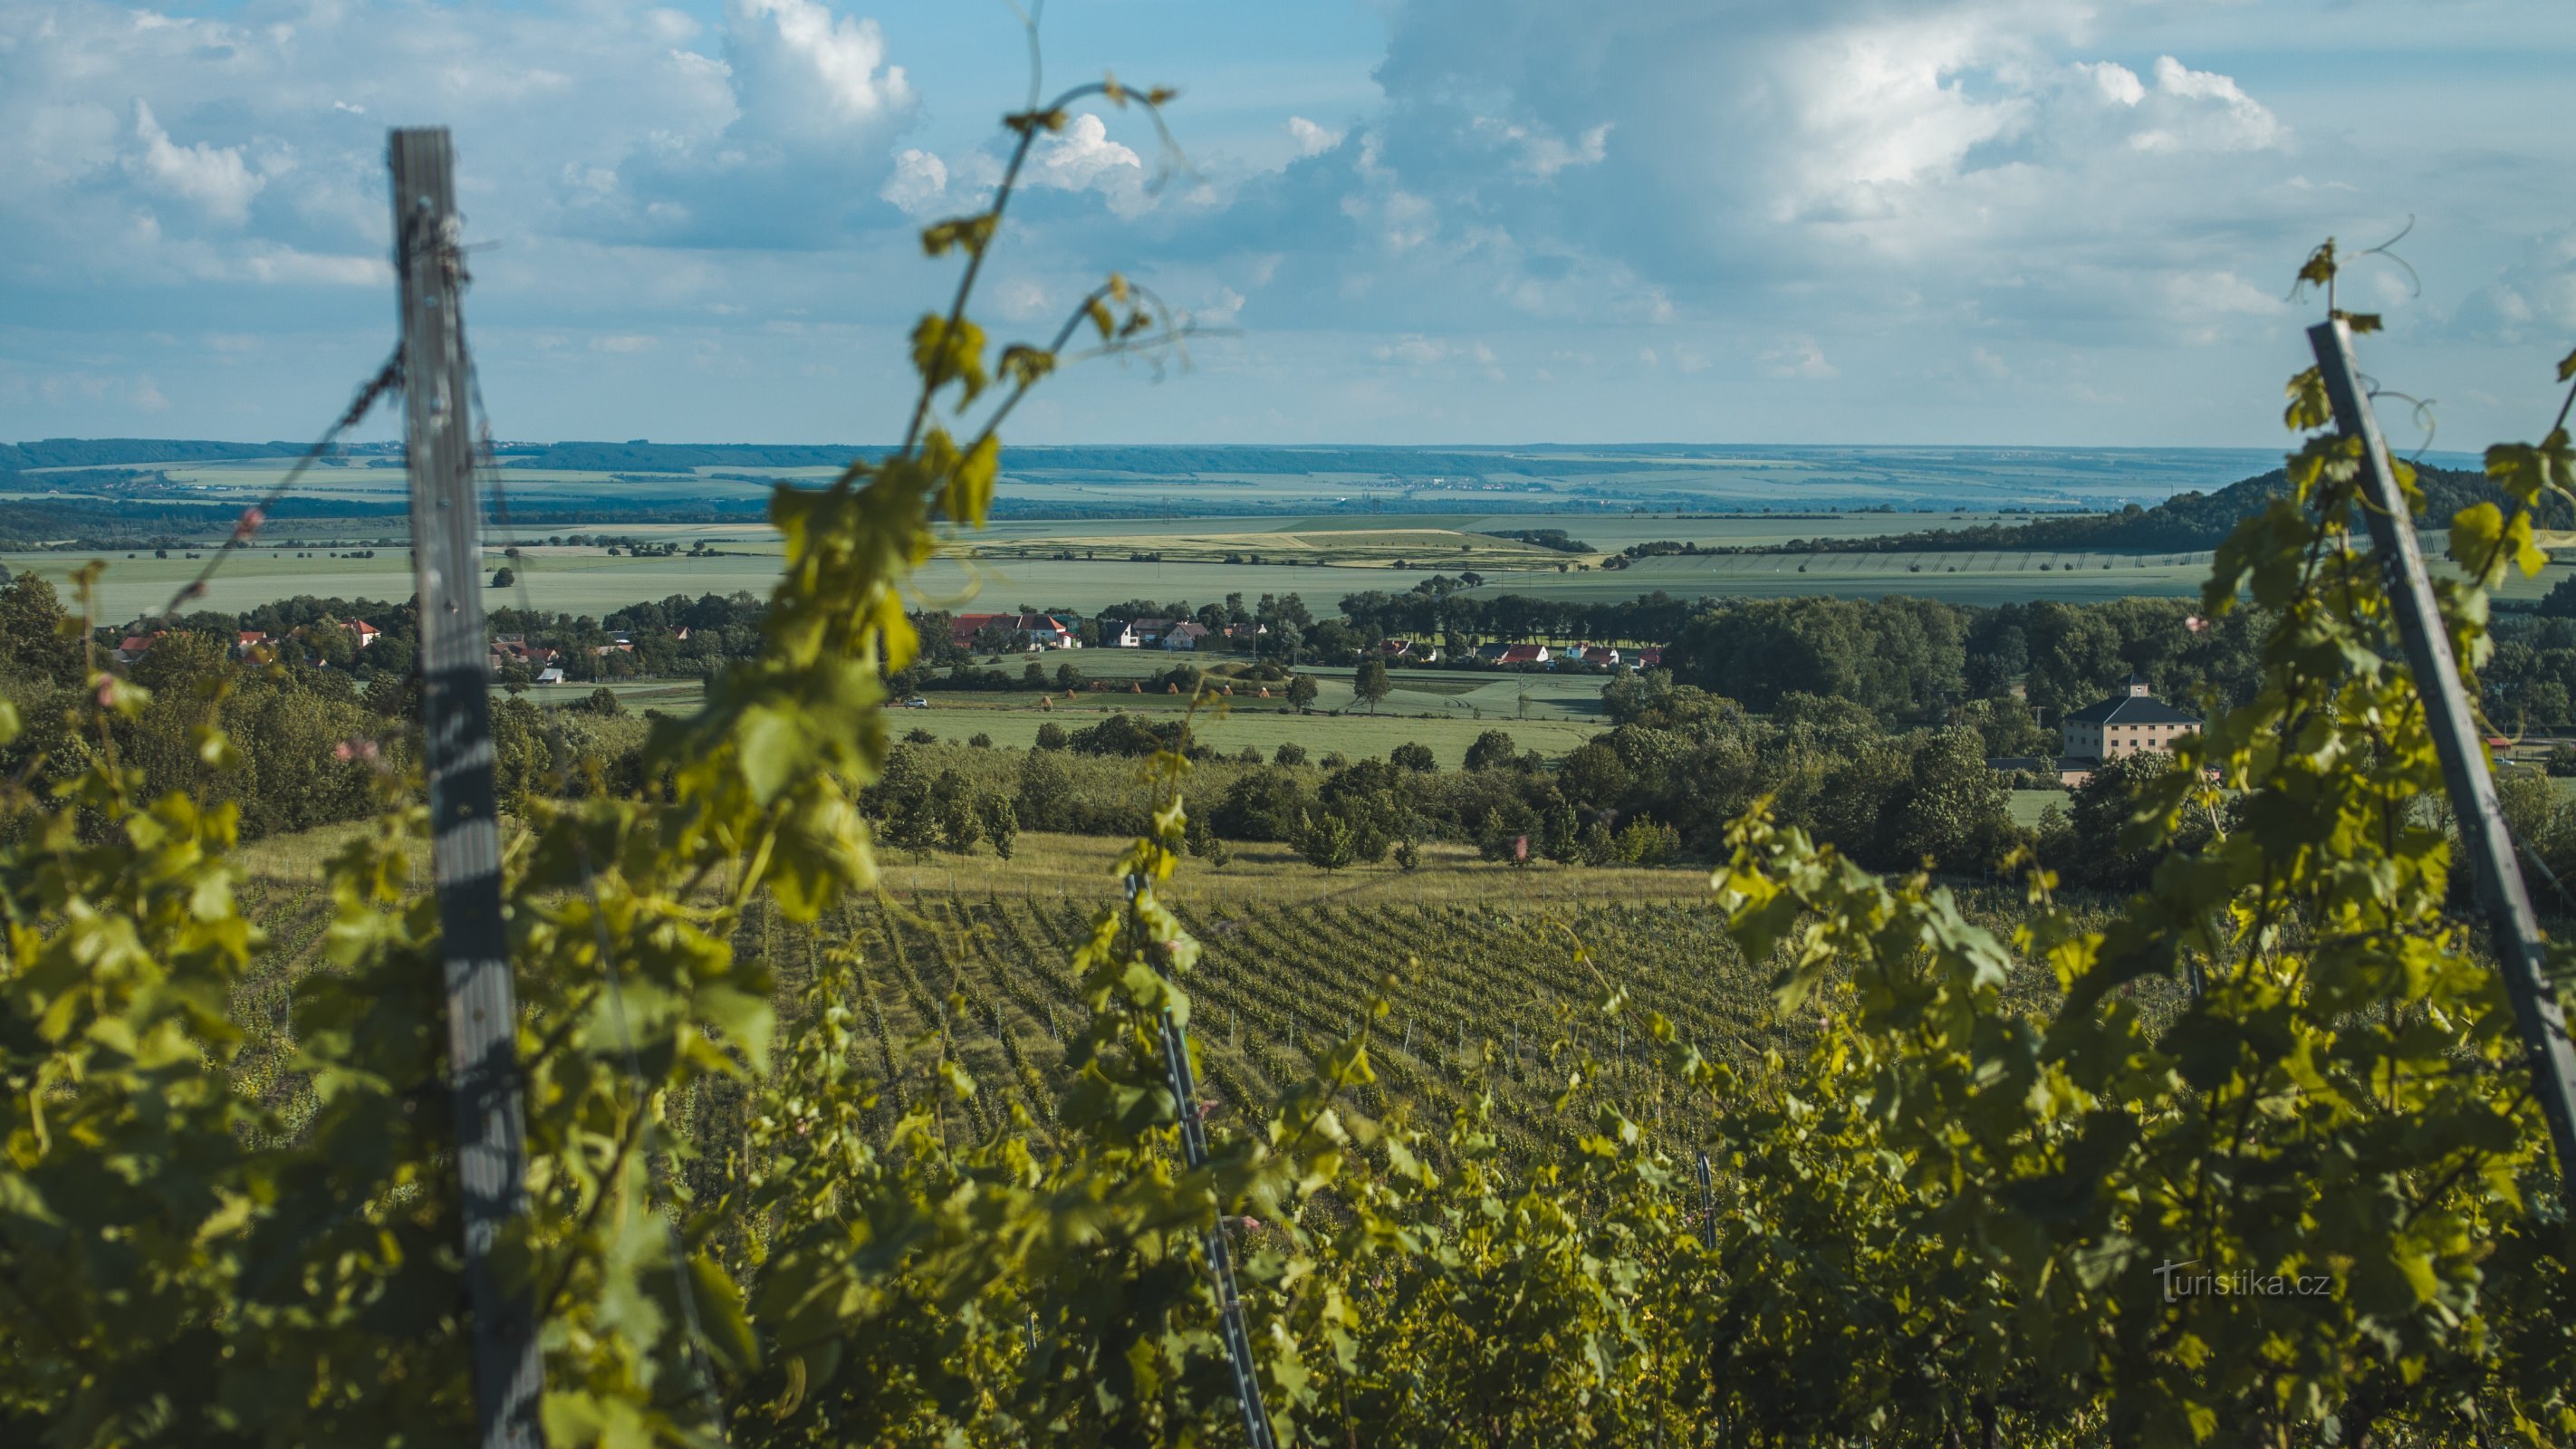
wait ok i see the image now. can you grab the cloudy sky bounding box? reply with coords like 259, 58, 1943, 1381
3, 0, 2571, 448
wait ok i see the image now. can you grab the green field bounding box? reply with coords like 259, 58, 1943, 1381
111, 444, 2297, 517
511, 650, 1607, 764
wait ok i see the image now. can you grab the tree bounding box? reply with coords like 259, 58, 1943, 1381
1014, 749, 1074, 832
1285, 674, 1319, 710
932, 768, 983, 854
490, 567, 515, 589
1353, 656, 1392, 714
0, 574, 82, 686
1034, 721, 1070, 751
1297, 812, 1360, 870
978, 792, 1017, 859
1389, 741, 1436, 772
1464, 728, 1521, 772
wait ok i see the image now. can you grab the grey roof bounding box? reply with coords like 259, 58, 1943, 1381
2063, 692, 2200, 725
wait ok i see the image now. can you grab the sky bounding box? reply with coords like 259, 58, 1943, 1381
3, 0, 2573, 449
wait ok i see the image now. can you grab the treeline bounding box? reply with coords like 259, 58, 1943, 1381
1753, 463, 2549, 554
854, 692, 2183, 889
0, 578, 397, 840
1665, 593, 2267, 722
3, 581, 657, 840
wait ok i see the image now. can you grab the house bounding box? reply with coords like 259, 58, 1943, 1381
953, 611, 1081, 651
535, 667, 567, 685
1635, 646, 1664, 669
1576, 645, 1620, 668
2052, 671, 2200, 786
234, 630, 270, 658
1497, 644, 1551, 666
1224, 622, 1268, 642
1128, 617, 1177, 648
342, 619, 380, 649
1475, 642, 1509, 665
114, 631, 165, 665
1159, 621, 1210, 651
1102, 619, 1140, 648
490, 639, 557, 673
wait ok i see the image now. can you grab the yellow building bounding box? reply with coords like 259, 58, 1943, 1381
2056, 671, 2198, 784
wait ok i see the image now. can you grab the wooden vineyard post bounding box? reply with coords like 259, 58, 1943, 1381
2310, 319, 2576, 1199
1129, 874, 1277, 1449
1696, 1152, 1717, 1252
390, 128, 545, 1449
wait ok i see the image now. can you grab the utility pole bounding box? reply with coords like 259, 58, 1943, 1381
2311, 319, 2576, 1201
391, 127, 544, 1449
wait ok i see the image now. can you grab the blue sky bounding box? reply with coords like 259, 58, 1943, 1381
4, 0, 2573, 450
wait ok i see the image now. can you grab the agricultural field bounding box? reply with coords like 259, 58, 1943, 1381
230, 831, 2093, 1171
24, 443, 2571, 619
517, 665, 1609, 765
100, 442, 2321, 518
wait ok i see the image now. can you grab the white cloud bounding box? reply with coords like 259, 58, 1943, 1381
2079, 62, 2145, 108
1287, 116, 1343, 157
2129, 56, 2283, 154
1374, 334, 1449, 366
879, 147, 948, 215
722, 0, 912, 148
1760, 337, 1838, 379
1199, 287, 1245, 326
1471, 117, 1612, 178
126, 100, 264, 224
1027, 113, 1150, 215
240, 247, 388, 287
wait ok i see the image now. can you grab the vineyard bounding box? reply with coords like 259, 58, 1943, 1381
231, 878, 2101, 1168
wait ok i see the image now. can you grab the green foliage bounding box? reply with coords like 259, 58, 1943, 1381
1351, 655, 1391, 713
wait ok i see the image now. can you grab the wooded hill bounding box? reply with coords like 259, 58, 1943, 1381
1758, 462, 2562, 553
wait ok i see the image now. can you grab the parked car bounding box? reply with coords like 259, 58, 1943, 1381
902, 696, 931, 709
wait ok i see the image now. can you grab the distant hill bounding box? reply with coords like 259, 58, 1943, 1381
9, 438, 1742, 481
1756, 464, 2558, 554
510, 441, 1735, 479
0, 439, 309, 470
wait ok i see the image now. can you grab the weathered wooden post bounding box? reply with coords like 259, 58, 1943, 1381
2311, 318, 2576, 1199
391, 127, 544, 1449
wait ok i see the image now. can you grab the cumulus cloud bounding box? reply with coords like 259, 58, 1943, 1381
2127, 56, 2285, 155
879, 148, 948, 216
722, 0, 912, 149
0, 0, 2565, 446
126, 100, 265, 224
2452, 231, 2576, 346
1027, 113, 1151, 216
1287, 117, 1343, 157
